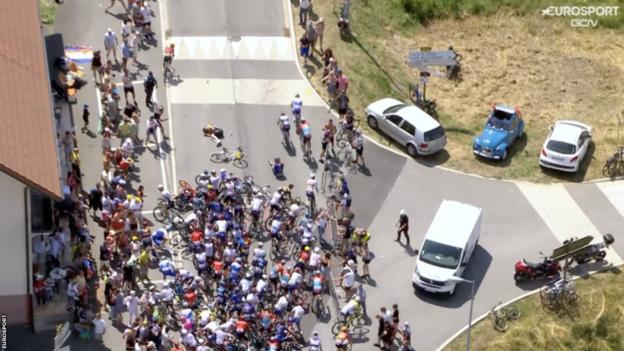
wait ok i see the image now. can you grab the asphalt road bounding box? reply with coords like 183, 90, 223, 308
50, 0, 624, 350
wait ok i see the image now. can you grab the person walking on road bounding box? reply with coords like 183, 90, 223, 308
396, 209, 410, 245
121, 69, 136, 104
104, 28, 119, 64
125, 290, 140, 325
299, 0, 311, 26
91, 50, 103, 84
81, 104, 90, 132
143, 71, 157, 108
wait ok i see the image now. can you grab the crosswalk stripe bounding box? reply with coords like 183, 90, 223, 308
170, 36, 294, 61
596, 181, 624, 220
516, 182, 622, 264
169, 78, 324, 106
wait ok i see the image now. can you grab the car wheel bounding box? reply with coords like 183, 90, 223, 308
367, 115, 378, 130
406, 144, 418, 158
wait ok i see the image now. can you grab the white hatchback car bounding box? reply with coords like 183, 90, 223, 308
365, 98, 447, 157
539, 120, 592, 173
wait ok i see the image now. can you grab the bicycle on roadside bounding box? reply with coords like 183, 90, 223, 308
602, 146, 624, 178
490, 301, 520, 332
539, 277, 579, 310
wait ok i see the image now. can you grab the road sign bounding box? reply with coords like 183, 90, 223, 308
551, 235, 594, 262
408, 50, 457, 67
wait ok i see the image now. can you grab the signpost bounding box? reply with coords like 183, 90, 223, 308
408, 50, 458, 67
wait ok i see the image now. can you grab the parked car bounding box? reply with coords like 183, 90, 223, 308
473, 104, 525, 160
539, 120, 592, 173
365, 98, 447, 157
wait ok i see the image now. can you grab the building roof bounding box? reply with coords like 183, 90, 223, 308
0, 0, 62, 199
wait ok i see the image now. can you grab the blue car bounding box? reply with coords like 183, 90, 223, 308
473, 104, 525, 160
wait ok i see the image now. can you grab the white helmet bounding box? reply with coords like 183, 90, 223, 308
157, 184, 164, 191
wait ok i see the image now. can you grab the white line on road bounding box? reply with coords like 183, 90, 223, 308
516, 182, 622, 264
170, 36, 294, 61
596, 181, 624, 220
168, 78, 324, 106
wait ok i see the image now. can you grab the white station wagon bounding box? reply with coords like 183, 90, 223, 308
365, 98, 447, 157
539, 120, 592, 173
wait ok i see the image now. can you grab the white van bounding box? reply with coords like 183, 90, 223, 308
412, 200, 482, 295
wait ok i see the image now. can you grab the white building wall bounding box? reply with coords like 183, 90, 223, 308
0, 171, 27, 296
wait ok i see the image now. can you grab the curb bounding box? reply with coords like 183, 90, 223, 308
435, 264, 622, 351
283, 4, 622, 187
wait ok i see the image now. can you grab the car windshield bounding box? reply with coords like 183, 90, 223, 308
424, 126, 445, 142
419, 240, 462, 269
486, 117, 512, 131
383, 104, 406, 114
547, 140, 576, 155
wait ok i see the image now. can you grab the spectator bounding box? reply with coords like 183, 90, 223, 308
299, 0, 311, 26
396, 209, 410, 245
315, 18, 325, 52
305, 22, 317, 57
91, 50, 103, 84
300, 35, 311, 66
104, 28, 119, 64
93, 313, 107, 342
143, 71, 157, 108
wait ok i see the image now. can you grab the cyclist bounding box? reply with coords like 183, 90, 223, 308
158, 184, 173, 208
270, 157, 285, 177
320, 119, 336, 161
250, 192, 264, 223
308, 330, 321, 351
278, 112, 291, 140
340, 295, 361, 321
158, 258, 176, 281
270, 215, 283, 241
300, 117, 312, 156
334, 326, 352, 350
291, 94, 303, 123
269, 189, 283, 212
202, 124, 225, 146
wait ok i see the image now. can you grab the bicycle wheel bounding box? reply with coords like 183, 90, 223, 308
210, 152, 226, 163
233, 158, 248, 169
504, 305, 520, 320
337, 138, 348, 149
153, 206, 168, 223
491, 315, 508, 332
331, 320, 344, 335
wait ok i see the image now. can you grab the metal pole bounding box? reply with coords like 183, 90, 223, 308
423, 81, 427, 101
466, 280, 475, 351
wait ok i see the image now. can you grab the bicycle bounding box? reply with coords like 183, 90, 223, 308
539, 277, 579, 310
209, 146, 248, 168
277, 120, 293, 149
490, 301, 520, 332
331, 309, 364, 335
339, 142, 357, 172
602, 146, 624, 178
152, 204, 184, 224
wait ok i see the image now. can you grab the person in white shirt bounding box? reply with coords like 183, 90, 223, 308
121, 69, 135, 104
93, 313, 107, 341
306, 173, 317, 197
291, 304, 305, 325
274, 295, 289, 315
125, 290, 140, 325
299, 0, 311, 26
288, 269, 303, 291
145, 116, 159, 145
309, 247, 321, 268
340, 296, 360, 319
308, 330, 321, 351
256, 276, 267, 294
336, 266, 355, 299
103, 28, 119, 63
140, 5, 155, 40
253, 244, 266, 260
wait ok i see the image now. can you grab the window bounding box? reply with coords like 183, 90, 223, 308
424, 126, 445, 142
383, 104, 406, 115
30, 189, 53, 233
386, 115, 403, 126
400, 121, 416, 136
419, 240, 462, 269
546, 140, 576, 155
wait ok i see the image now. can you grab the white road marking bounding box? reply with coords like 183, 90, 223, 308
170, 36, 294, 61
168, 78, 324, 105
596, 181, 624, 219
516, 182, 622, 264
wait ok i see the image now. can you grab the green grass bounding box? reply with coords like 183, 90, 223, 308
387, 0, 624, 30
443, 267, 624, 351
39, 0, 57, 25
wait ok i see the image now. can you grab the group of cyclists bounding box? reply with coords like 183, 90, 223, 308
95, 152, 373, 350
277, 94, 365, 168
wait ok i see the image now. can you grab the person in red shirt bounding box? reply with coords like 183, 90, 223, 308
190, 230, 202, 243
184, 288, 197, 307
212, 260, 223, 278
235, 318, 249, 338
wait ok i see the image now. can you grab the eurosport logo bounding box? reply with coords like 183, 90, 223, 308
541, 6, 620, 27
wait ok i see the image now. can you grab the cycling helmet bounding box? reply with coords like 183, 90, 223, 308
157, 184, 164, 190
301, 117, 306, 122
400, 209, 407, 215
313, 330, 319, 336
202, 169, 209, 175
295, 93, 300, 98
310, 173, 315, 178
315, 270, 321, 275
354, 296, 360, 302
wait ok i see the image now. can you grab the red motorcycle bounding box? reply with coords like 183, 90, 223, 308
514, 256, 561, 283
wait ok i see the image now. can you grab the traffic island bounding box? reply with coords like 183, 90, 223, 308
441, 266, 624, 351
290, 1, 624, 182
